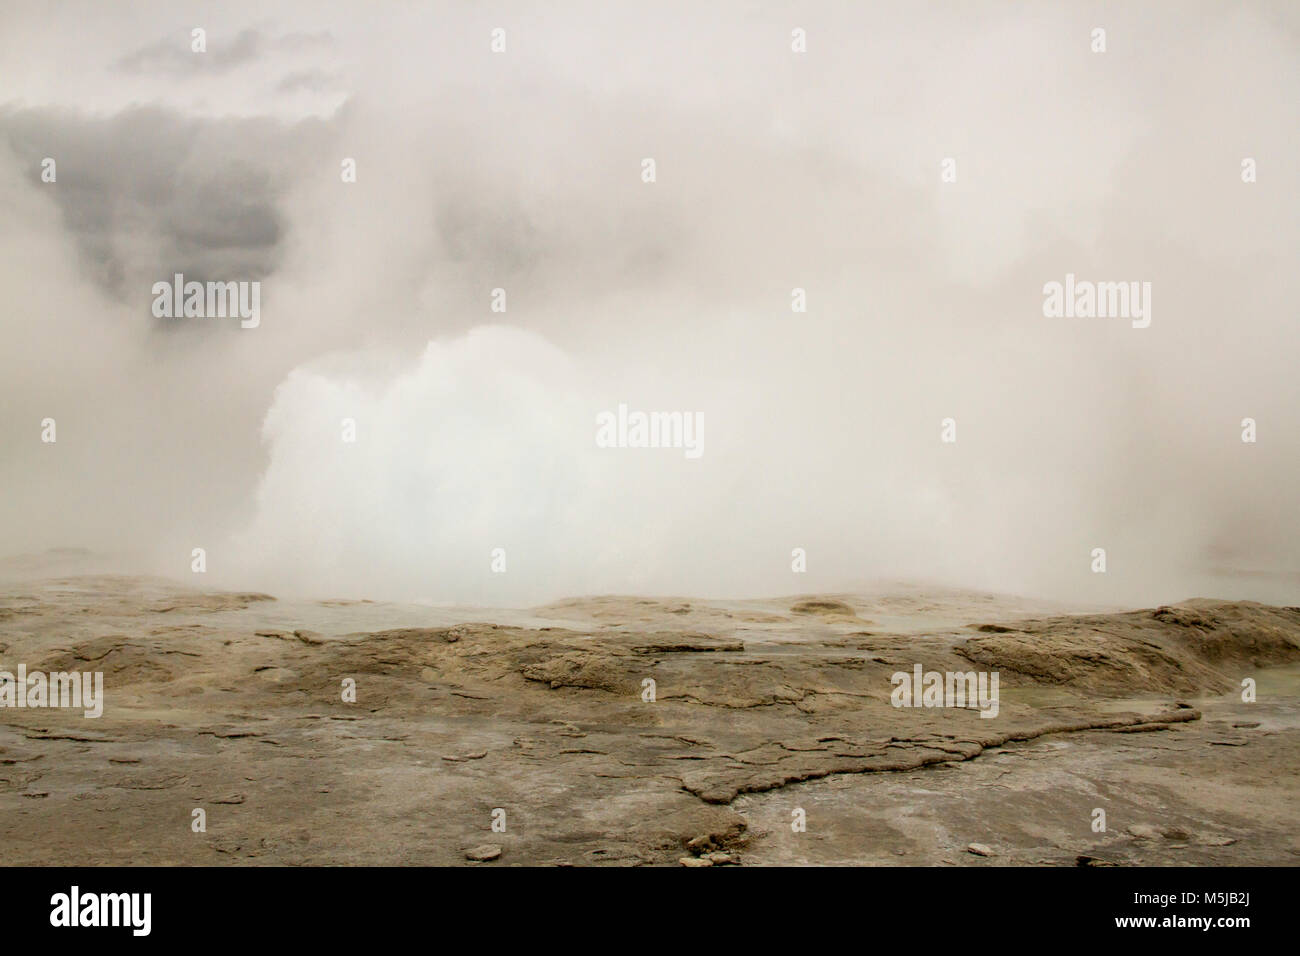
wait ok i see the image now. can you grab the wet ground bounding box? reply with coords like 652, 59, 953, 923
1, 569, 1296, 866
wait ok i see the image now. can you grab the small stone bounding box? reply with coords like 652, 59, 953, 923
966, 843, 996, 857
1196, 834, 1237, 847
1232, 721, 1261, 729
253, 666, 297, 684
1128, 824, 1162, 840
442, 751, 487, 762
679, 856, 713, 867
465, 844, 501, 862
706, 851, 737, 865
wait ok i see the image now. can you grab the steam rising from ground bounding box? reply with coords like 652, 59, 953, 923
0, 2, 1296, 606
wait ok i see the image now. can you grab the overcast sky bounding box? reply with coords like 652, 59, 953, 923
1, 1, 1296, 606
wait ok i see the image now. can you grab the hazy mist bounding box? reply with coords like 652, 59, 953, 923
1, 1, 1297, 606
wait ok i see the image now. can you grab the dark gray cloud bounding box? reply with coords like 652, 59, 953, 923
114, 28, 335, 77
0, 105, 331, 299
116, 28, 265, 75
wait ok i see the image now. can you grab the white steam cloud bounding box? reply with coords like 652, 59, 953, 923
1, 2, 1297, 607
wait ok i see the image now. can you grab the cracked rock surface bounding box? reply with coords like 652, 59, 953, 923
1, 572, 1297, 865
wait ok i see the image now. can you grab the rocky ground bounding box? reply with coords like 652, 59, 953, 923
1, 565, 1297, 866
